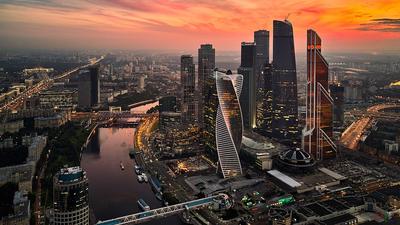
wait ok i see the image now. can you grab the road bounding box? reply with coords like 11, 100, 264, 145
340, 103, 400, 150
0, 56, 104, 112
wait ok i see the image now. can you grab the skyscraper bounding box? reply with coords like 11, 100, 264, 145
258, 63, 274, 134
78, 66, 100, 109
181, 55, 196, 124
302, 29, 337, 160
271, 20, 299, 143
215, 70, 243, 178
199, 44, 217, 154
238, 42, 256, 129
329, 84, 345, 127
53, 166, 89, 225
254, 30, 270, 85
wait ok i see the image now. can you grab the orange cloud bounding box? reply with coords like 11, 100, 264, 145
0, 0, 399, 52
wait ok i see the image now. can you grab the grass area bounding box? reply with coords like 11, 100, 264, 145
0, 182, 18, 218
40, 122, 90, 207
0, 146, 28, 167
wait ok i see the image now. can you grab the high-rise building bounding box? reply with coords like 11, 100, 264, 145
215, 70, 243, 178
302, 29, 337, 160
329, 84, 345, 127
199, 44, 216, 154
238, 42, 256, 129
271, 20, 299, 143
78, 66, 99, 109
258, 63, 274, 134
53, 166, 89, 225
254, 30, 270, 129
181, 55, 196, 124
159, 96, 177, 113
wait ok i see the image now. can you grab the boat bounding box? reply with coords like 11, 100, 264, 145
142, 173, 148, 183
129, 149, 135, 158
137, 198, 150, 211
120, 161, 125, 170
149, 177, 162, 193
155, 192, 163, 201
137, 175, 144, 183
134, 165, 142, 175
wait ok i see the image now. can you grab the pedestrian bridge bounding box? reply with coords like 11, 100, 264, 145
96, 194, 228, 225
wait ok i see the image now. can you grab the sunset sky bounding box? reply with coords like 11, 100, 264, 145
1, 0, 400, 53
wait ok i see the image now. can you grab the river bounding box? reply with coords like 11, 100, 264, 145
81, 102, 183, 225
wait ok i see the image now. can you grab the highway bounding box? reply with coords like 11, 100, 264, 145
0, 56, 104, 112
340, 103, 400, 150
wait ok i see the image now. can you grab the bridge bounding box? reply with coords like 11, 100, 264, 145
96, 194, 229, 225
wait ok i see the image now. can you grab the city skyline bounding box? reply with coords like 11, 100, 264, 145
1, 0, 400, 53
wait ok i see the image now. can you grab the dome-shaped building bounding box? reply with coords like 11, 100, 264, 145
275, 148, 316, 174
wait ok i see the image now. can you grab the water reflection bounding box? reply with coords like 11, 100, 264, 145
81, 128, 182, 225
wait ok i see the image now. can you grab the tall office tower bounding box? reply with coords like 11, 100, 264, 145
272, 20, 299, 143
254, 30, 270, 129
215, 70, 243, 178
53, 167, 89, 225
199, 44, 216, 154
238, 42, 256, 129
78, 66, 100, 108
258, 63, 274, 134
302, 29, 337, 160
159, 96, 177, 113
181, 55, 196, 124
329, 84, 345, 127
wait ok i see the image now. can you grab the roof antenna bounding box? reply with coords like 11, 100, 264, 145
285, 13, 291, 21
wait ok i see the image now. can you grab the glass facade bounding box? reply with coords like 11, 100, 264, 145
271, 20, 299, 143
199, 44, 217, 156
215, 70, 243, 178
303, 29, 337, 160
181, 55, 196, 124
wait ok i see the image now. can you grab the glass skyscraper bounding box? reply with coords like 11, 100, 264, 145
215, 70, 243, 178
302, 29, 337, 160
199, 44, 217, 155
271, 20, 299, 143
181, 55, 196, 124
238, 42, 256, 129
78, 65, 100, 109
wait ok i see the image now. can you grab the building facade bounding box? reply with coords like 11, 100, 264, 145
272, 20, 299, 143
238, 42, 257, 129
302, 29, 337, 160
199, 44, 217, 155
215, 70, 243, 178
181, 55, 197, 124
53, 167, 89, 225
78, 66, 100, 109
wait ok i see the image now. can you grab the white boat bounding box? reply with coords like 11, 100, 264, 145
134, 165, 142, 175
137, 175, 144, 182
142, 173, 148, 183
120, 161, 125, 170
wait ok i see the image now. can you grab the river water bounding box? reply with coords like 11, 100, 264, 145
81, 102, 183, 225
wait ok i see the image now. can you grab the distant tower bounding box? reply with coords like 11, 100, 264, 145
181, 55, 196, 124
254, 30, 270, 129
78, 66, 99, 108
53, 167, 89, 225
238, 42, 256, 129
329, 84, 345, 127
302, 29, 337, 160
199, 44, 217, 154
272, 20, 299, 143
215, 70, 243, 178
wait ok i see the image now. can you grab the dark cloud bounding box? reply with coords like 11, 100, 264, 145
357, 18, 400, 32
